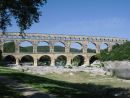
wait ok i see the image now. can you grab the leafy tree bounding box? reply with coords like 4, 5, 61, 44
0, 50, 2, 63
0, 0, 47, 34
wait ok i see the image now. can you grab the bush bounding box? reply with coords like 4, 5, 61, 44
98, 42, 130, 61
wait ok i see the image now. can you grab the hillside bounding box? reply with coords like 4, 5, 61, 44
98, 41, 130, 61
3, 42, 15, 53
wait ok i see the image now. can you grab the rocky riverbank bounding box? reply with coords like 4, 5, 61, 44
12, 65, 108, 76
11, 61, 130, 79
102, 61, 130, 79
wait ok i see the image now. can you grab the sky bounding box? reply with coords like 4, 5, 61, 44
7, 0, 130, 40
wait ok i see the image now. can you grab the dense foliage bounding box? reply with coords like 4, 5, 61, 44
3, 42, 15, 53
98, 42, 130, 61
0, 0, 47, 34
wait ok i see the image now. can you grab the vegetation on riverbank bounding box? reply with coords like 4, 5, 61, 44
98, 41, 130, 61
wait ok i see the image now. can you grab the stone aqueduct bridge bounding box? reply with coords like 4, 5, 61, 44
0, 32, 128, 66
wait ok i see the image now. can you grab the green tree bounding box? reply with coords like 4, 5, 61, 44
0, 0, 47, 34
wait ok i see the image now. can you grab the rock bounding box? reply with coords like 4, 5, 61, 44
11, 64, 109, 76
103, 61, 130, 79
69, 72, 74, 76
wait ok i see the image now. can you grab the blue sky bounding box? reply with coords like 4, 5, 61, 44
7, 0, 130, 40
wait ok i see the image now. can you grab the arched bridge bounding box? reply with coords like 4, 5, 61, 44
0, 32, 128, 66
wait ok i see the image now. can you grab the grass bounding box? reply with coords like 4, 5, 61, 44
44, 72, 130, 88
0, 83, 24, 98
0, 67, 24, 98
0, 66, 130, 98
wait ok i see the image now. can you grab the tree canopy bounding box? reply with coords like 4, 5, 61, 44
0, 0, 47, 34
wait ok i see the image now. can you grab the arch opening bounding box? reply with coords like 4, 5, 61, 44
3, 41, 15, 53
100, 43, 108, 52
19, 41, 33, 53
89, 55, 99, 65
70, 42, 82, 53
54, 42, 65, 52
3, 55, 16, 65
112, 43, 120, 49
71, 55, 84, 66
20, 55, 34, 66
37, 42, 50, 52
38, 55, 51, 66
87, 43, 96, 53
55, 55, 67, 66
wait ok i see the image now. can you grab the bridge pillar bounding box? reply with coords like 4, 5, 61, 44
96, 44, 100, 54
50, 57, 55, 66
50, 41, 54, 53
82, 43, 87, 53
65, 42, 70, 53
82, 41, 87, 53
15, 58, 19, 65
33, 41, 37, 53
108, 44, 112, 52
34, 58, 37, 66
15, 40, 19, 53
65, 47, 70, 53
50, 46, 54, 53
84, 56, 89, 66
66, 56, 71, 66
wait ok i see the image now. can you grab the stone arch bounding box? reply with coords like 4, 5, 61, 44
87, 42, 96, 53
55, 55, 67, 66
38, 55, 51, 66
70, 42, 82, 53
100, 43, 109, 52
71, 55, 84, 66
20, 55, 34, 66
112, 43, 120, 49
19, 41, 33, 53
3, 40, 15, 53
89, 55, 99, 65
3, 55, 16, 65
54, 41, 65, 52
37, 41, 50, 52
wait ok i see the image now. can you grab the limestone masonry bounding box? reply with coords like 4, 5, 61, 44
0, 32, 128, 66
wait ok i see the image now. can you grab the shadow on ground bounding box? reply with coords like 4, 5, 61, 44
0, 70, 130, 98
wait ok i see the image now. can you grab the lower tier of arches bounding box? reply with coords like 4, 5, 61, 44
2, 54, 98, 67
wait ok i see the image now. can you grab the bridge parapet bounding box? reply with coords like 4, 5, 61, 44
0, 32, 127, 43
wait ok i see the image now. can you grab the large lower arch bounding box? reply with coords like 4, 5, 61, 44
20, 55, 34, 66
3, 55, 16, 65
89, 55, 98, 65
38, 55, 51, 66
3, 41, 15, 53
55, 55, 67, 66
71, 55, 84, 66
